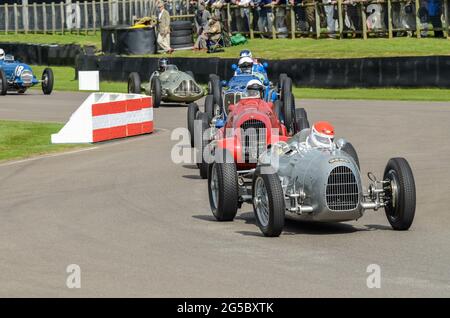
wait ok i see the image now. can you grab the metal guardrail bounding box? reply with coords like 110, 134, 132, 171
0, 0, 448, 39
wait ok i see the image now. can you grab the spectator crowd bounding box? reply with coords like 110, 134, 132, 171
163, 0, 448, 39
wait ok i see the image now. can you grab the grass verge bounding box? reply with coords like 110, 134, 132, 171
0, 120, 88, 162
3, 34, 450, 59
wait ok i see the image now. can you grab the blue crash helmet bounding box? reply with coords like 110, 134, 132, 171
239, 50, 252, 58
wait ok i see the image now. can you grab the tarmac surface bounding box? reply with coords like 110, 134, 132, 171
0, 91, 449, 297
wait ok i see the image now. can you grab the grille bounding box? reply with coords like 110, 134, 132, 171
174, 80, 201, 96
240, 119, 266, 163
325, 166, 359, 211
21, 70, 33, 85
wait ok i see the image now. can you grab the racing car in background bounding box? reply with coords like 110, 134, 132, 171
128, 58, 204, 108
209, 121, 416, 237
0, 50, 54, 95
187, 59, 299, 148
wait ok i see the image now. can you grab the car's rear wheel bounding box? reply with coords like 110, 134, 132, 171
273, 100, 283, 121
0, 69, 7, 95
196, 112, 210, 179
204, 94, 216, 122
208, 151, 238, 221
282, 91, 294, 133
209, 75, 222, 109
128, 72, 141, 94
41, 68, 54, 95
294, 107, 309, 133
383, 158, 416, 231
151, 76, 162, 108
281, 76, 292, 102
252, 167, 285, 237
187, 102, 199, 147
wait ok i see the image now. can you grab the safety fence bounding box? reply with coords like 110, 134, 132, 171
0, 0, 448, 39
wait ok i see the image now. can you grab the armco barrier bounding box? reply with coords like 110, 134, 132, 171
51, 93, 153, 144
0, 42, 93, 66
75, 54, 450, 88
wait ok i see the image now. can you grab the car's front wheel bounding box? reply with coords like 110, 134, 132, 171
41, 68, 54, 95
208, 151, 238, 221
252, 167, 285, 237
187, 102, 199, 147
128, 72, 141, 94
383, 158, 416, 231
151, 76, 162, 108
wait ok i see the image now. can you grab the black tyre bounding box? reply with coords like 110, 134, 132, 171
170, 20, 192, 31
208, 74, 219, 93
208, 151, 239, 221
151, 76, 162, 108
128, 72, 141, 94
185, 71, 195, 80
295, 107, 308, 120
41, 67, 54, 95
170, 29, 192, 37
281, 76, 292, 102
196, 112, 210, 179
170, 35, 193, 46
383, 158, 416, 231
0, 69, 8, 95
277, 73, 288, 91
341, 142, 360, 170
282, 91, 294, 133
252, 167, 285, 237
295, 117, 310, 133
209, 75, 222, 108
187, 102, 199, 147
273, 100, 283, 121
204, 94, 215, 122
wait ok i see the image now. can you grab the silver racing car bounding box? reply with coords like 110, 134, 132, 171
208, 120, 416, 237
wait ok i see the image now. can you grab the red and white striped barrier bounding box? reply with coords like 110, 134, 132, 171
51, 93, 153, 144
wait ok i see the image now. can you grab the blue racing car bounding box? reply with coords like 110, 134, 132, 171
0, 51, 54, 96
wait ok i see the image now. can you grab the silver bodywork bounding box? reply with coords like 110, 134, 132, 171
257, 132, 384, 222
144, 65, 204, 103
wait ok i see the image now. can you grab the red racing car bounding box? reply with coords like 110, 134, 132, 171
193, 81, 309, 221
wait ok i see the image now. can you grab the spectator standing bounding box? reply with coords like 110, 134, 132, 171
290, 0, 309, 33
428, 0, 443, 37
194, 1, 212, 34
194, 2, 212, 49
257, 0, 274, 37
322, 0, 336, 37
304, 0, 316, 34
273, 0, 288, 37
157, 1, 174, 54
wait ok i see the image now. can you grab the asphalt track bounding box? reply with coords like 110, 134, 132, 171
1, 91, 450, 297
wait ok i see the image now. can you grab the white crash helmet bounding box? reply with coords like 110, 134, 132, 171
245, 79, 264, 98
238, 56, 253, 74
308, 121, 335, 149
0, 49, 4, 60
239, 49, 252, 58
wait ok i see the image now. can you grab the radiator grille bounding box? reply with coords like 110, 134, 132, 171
21, 70, 33, 85
174, 80, 201, 96
240, 119, 266, 163
326, 166, 359, 211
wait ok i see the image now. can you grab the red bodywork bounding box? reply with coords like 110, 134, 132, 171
214, 97, 289, 170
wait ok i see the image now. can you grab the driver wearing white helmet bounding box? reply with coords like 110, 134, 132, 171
0, 49, 5, 61
245, 79, 264, 99
237, 56, 254, 75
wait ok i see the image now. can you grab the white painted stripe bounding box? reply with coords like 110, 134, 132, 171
92, 108, 153, 130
